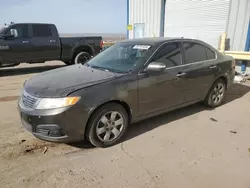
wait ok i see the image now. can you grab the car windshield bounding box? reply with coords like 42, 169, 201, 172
0, 26, 8, 34
86, 42, 153, 73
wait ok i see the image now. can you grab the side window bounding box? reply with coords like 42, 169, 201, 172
5, 25, 29, 38
152, 43, 182, 68
32, 24, 53, 37
183, 42, 207, 64
205, 47, 216, 60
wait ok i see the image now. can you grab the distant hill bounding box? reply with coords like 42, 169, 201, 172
60, 33, 126, 41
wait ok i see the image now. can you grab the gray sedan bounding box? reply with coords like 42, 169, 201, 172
18, 37, 235, 147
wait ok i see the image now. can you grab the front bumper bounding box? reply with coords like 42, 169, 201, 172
18, 99, 89, 143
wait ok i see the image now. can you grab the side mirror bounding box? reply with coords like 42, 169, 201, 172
0, 34, 14, 39
145, 62, 166, 72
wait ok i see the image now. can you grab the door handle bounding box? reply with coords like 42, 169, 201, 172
176, 72, 186, 77
22, 41, 29, 44
210, 65, 217, 69
49, 40, 56, 43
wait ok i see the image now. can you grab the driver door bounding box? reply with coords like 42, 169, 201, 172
137, 42, 187, 116
1, 24, 33, 65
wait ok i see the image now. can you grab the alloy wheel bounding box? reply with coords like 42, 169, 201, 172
212, 82, 225, 104
96, 111, 124, 142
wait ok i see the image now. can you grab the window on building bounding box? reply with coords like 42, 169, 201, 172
151, 42, 182, 68
5, 24, 29, 38
183, 42, 207, 64
32, 24, 53, 37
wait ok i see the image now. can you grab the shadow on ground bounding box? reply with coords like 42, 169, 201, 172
70, 83, 250, 149
0, 65, 65, 77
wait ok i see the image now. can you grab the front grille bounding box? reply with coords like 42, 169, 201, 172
21, 90, 39, 109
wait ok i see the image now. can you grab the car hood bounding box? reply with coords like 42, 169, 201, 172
24, 64, 122, 97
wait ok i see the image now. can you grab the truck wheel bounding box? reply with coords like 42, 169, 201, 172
204, 78, 226, 108
86, 103, 129, 148
74, 51, 92, 64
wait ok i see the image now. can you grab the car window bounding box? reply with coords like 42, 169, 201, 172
5, 25, 29, 38
32, 24, 53, 37
151, 42, 182, 68
205, 47, 216, 60
183, 42, 207, 64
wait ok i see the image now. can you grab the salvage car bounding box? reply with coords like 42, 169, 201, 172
18, 37, 235, 147
0, 23, 103, 67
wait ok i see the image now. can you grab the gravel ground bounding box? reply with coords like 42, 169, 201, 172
0, 62, 250, 188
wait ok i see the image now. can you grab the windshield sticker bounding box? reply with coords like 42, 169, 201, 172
133, 45, 151, 50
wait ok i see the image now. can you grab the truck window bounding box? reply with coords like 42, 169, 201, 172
5, 25, 29, 38
32, 24, 53, 37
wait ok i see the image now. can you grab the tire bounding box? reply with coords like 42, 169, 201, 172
86, 103, 129, 148
64, 61, 72, 66
74, 51, 92, 64
204, 78, 226, 108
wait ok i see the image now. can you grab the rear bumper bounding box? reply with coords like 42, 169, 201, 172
18, 99, 89, 143
226, 70, 235, 89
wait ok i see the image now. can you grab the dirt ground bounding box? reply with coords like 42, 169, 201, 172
0, 62, 250, 188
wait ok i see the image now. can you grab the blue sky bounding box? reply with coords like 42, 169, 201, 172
0, 0, 127, 34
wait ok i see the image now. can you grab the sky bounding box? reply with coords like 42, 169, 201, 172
0, 0, 127, 34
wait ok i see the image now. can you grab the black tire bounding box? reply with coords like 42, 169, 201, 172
204, 78, 226, 107
74, 51, 92, 64
64, 61, 73, 66
86, 103, 129, 148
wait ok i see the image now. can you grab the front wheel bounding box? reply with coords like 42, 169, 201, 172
204, 79, 226, 107
86, 103, 129, 148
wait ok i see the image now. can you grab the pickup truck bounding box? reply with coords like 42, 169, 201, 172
0, 23, 103, 67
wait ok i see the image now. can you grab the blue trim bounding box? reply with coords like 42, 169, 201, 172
126, 0, 129, 39
245, 19, 250, 51
241, 19, 250, 74
159, 0, 166, 37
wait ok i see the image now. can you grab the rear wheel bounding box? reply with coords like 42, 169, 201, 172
64, 51, 92, 65
74, 51, 92, 64
86, 103, 129, 148
204, 78, 226, 107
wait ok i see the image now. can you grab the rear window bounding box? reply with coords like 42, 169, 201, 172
32, 24, 53, 37
183, 42, 207, 64
205, 48, 216, 60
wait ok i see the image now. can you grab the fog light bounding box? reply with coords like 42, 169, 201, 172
36, 124, 65, 137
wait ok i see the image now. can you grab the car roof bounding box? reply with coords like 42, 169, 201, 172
11, 23, 54, 26
119, 37, 181, 45
118, 37, 216, 50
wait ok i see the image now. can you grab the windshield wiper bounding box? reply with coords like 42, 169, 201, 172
89, 65, 110, 72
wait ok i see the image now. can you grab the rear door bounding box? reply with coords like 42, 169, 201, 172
0, 24, 33, 64
180, 41, 218, 102
30, 24, 60, 61
138, 42, 187, 116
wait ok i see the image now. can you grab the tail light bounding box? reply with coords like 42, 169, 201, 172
232, 59, 236, 69
100, 40, 103, 48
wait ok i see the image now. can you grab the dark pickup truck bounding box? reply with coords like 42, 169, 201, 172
0, 23, 103, 67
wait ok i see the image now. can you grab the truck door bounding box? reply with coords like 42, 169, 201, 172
0, 24, 33, 65
30, 24, 61, 61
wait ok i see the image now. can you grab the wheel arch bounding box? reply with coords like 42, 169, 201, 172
85, 100, 132, 131
214, 75, 228, 88
73, 44, 95, 58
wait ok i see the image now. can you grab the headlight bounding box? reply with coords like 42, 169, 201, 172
36, 96, 81, 110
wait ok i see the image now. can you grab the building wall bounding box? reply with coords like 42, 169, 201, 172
164, 0, 231, 48
128, 0, 162, 39
227, 0, 250, 51
128, 0, 250, 52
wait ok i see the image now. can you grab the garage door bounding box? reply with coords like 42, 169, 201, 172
164, 0, 231, 48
